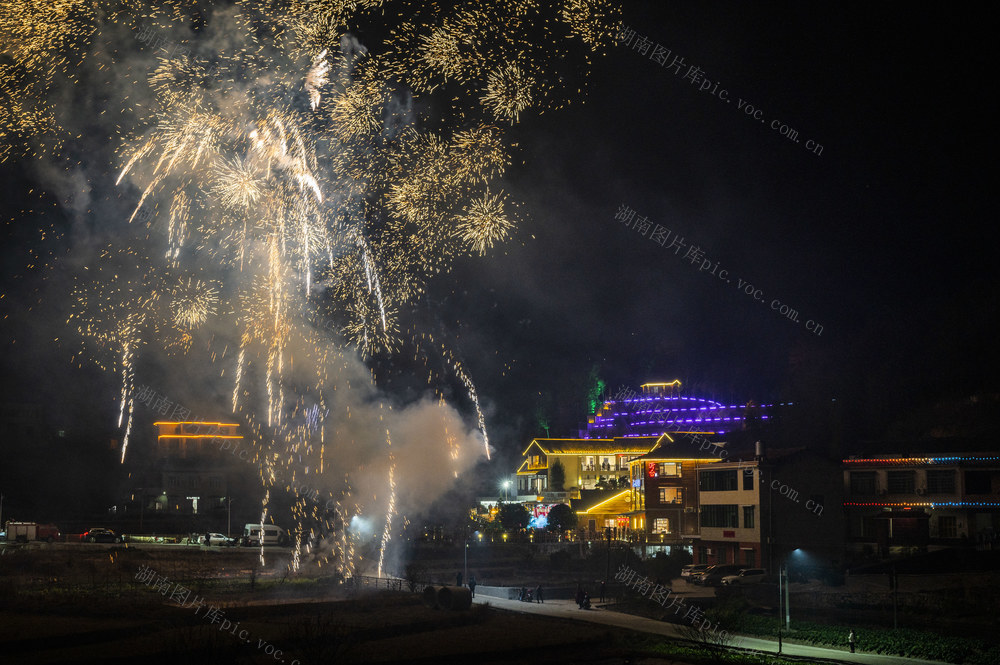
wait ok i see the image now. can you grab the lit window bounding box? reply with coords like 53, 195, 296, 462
658, 487, 682, 504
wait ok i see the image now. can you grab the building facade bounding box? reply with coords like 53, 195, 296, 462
843, 453, 1000, 556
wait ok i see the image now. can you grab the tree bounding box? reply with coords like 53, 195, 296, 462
546, 503, 577, 533
497, 502, 529, 531
549, 460, 566, 491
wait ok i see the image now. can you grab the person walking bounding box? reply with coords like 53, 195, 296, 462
535, 584, 543, 603
456, 571, 463, 587
599, 580, 606, 602
848, 629, 856, 654
468, 575, 477, 598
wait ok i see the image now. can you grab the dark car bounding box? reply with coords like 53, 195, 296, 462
82, 528, 124, 544
697, 564, 744, 586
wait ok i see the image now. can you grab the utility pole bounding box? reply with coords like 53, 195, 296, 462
605, 526, 612, 587
784, 563, 791, 629
891, 565, 898, 630
778, 564, 784, 653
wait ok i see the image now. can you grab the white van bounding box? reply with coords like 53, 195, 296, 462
242, 523, 289, 546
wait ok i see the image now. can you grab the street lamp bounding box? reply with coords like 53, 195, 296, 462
502, 480, 511, 501
779, 562, 790, 629
779, 548, 804, 640
464, 537, 471, 585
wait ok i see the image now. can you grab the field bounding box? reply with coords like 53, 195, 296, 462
0, 542, 658, 664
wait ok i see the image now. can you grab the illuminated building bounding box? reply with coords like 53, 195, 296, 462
843, 453, 1000, 556
124, 421, 247, 531
155, 420, 243, 458
512, 436, 658, 534
516, 437, 659, 497
622, 434, 724, 554
579, 381, 783, 439
514, 381, 844, 566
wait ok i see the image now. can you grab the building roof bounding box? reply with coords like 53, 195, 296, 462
843, 453, 1000, 467
574, 489, 634, 516
522, 437, 660, 456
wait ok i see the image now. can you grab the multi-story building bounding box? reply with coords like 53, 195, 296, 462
696, 446, 845, 572
513, 381, 845, 568
154, 420, 243, 459
843, 451, 1000, 556
124, 421, 247, 531
516, 437, 659, 497
621, 434, 724, 553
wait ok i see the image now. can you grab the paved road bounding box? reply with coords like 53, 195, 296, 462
472, 595, 947, 665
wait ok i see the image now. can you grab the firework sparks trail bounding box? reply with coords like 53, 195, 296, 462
451, 357, 491, 461
377, 428, 396, 579
356, 234, 387, 331
259, 489, 269, 566
441, 396, 461, 478
305, 49, 330, 111
26, 0, 618, 574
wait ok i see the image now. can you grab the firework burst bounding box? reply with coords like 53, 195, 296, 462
30, 0, 619, 576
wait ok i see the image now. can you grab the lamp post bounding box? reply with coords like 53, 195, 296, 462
502, 480, 510, 502
464, 539, 469, 586
782, 562, 790, 629
778, 548, 804, 649
604, 526, 612, 588
227, 497, 234, 537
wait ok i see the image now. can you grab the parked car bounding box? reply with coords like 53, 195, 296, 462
242, 523, 289, 546
681, 564, 711, 579
198, 532, 237, 546
82, 527, 124, 543
721, 568, 767, 585
696, 564, 744, 586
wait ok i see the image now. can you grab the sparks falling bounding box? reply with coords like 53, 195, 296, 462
21, 0, 617, 575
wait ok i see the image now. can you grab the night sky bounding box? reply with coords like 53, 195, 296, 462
1, 2, 996, 490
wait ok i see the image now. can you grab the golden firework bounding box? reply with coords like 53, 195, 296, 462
456, 190, 514, 255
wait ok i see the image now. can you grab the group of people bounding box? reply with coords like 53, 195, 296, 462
575, 586, 591, 609
518, 584, 544, 602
